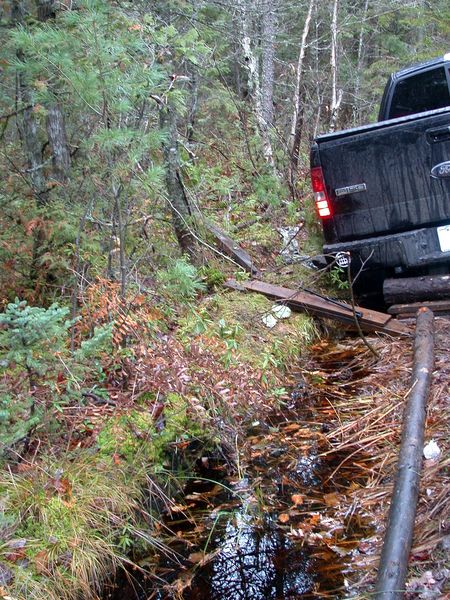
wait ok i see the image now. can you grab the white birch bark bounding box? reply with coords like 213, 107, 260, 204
353, 0, 369, 123
288, 0, 314, 179
329, 0, 342, 132
237, 0, 275, 167
261, 0, 276, 129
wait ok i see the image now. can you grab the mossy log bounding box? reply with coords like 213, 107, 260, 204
374, 307, 435, 599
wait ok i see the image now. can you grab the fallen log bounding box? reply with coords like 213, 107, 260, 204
383, 274, 450, 305
374, 307, 435, 599
205, 222, 260, 276
388, 299, 450, 317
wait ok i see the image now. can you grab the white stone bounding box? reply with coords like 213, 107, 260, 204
272, 304, 292, 319
262, 314, 278, 328
423, 439, 441, 460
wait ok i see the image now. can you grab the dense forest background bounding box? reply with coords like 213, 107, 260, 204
0, 0, 449, 306
0, 3, 449, 599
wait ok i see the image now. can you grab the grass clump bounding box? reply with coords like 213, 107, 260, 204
0, 392, 208, 600
156, 258, 206, 302
0, 455, 143, 600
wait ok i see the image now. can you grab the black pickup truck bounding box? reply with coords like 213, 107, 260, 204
310, 54, 450, 302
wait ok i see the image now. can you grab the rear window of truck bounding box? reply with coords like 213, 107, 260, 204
389, 66, 450, 119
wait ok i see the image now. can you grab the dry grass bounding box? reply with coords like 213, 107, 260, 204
306, 317, 449, 595
0, 452, 169, 600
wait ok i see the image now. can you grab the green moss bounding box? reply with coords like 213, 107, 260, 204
97, 395, 204, 466
199, 265, 226, 289
235, 220, 275, 247
178, 290, 318, 373
162, 392, 204, 440
97, 410, 157, 462
0, 393, 208, 600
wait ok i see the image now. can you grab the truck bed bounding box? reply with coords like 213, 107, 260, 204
312, 106, 450, 245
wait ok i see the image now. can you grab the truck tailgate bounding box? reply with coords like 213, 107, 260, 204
316, 109, 450, 243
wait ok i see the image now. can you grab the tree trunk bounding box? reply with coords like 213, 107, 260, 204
186, 65, 198, 145
238, 0, 275, 168
36, 0, 56, 21
329, 0, 342, 132
375, 308, 434, 598
46, 103, 71, 183
11, 0, 26, 21
37, 0, 72, 183
312, 2, 323, 139
13, 0, 48, 206
160, 102, 198, 261
260, 0, 275, 131
287, 0, 314, 194
353, 0, 369, 124
17, 76, 48, 205
12, 1, 48, 286
383, 275, 450, 305
186, 0, 199, 145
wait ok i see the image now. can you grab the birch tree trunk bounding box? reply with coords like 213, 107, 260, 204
312, 2, 323, 139
237, 0, 275, 168
260, 0, 275, 132
353, 0, 369, 124
329, 0, 342, 132
287, 0, 314, 194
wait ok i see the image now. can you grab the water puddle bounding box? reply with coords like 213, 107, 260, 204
104, 341, 376, 599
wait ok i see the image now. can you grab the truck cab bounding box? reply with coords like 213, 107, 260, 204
379, 54, 450, 121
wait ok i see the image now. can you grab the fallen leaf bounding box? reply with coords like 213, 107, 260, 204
34, 550, 49, 575
282, 423, 301, 432
278, 513, 290, 523
169, 504, 189, 513
0, 563, 14, 587
187, 551, 205, 564
291, 494, 304, 506
323, 492, 340, 507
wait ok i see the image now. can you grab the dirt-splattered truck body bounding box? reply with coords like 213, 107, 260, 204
310, 55, 450, 299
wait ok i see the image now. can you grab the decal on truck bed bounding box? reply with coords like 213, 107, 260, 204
334, 183, 367, 196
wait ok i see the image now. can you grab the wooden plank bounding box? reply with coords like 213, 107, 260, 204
205, 222, 260, 276
225, 279, 411, 337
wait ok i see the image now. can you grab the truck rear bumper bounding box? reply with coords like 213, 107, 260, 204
324, 225, 450, 272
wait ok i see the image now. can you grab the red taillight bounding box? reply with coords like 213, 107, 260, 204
311, 166, 332, 218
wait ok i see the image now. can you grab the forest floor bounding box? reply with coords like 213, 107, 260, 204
108, 317, 449, 600
1, 218, 449, 600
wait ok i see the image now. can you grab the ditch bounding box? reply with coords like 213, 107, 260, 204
104, 340, 377, 600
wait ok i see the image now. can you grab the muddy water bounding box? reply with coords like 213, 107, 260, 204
105, 342, 375, 600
